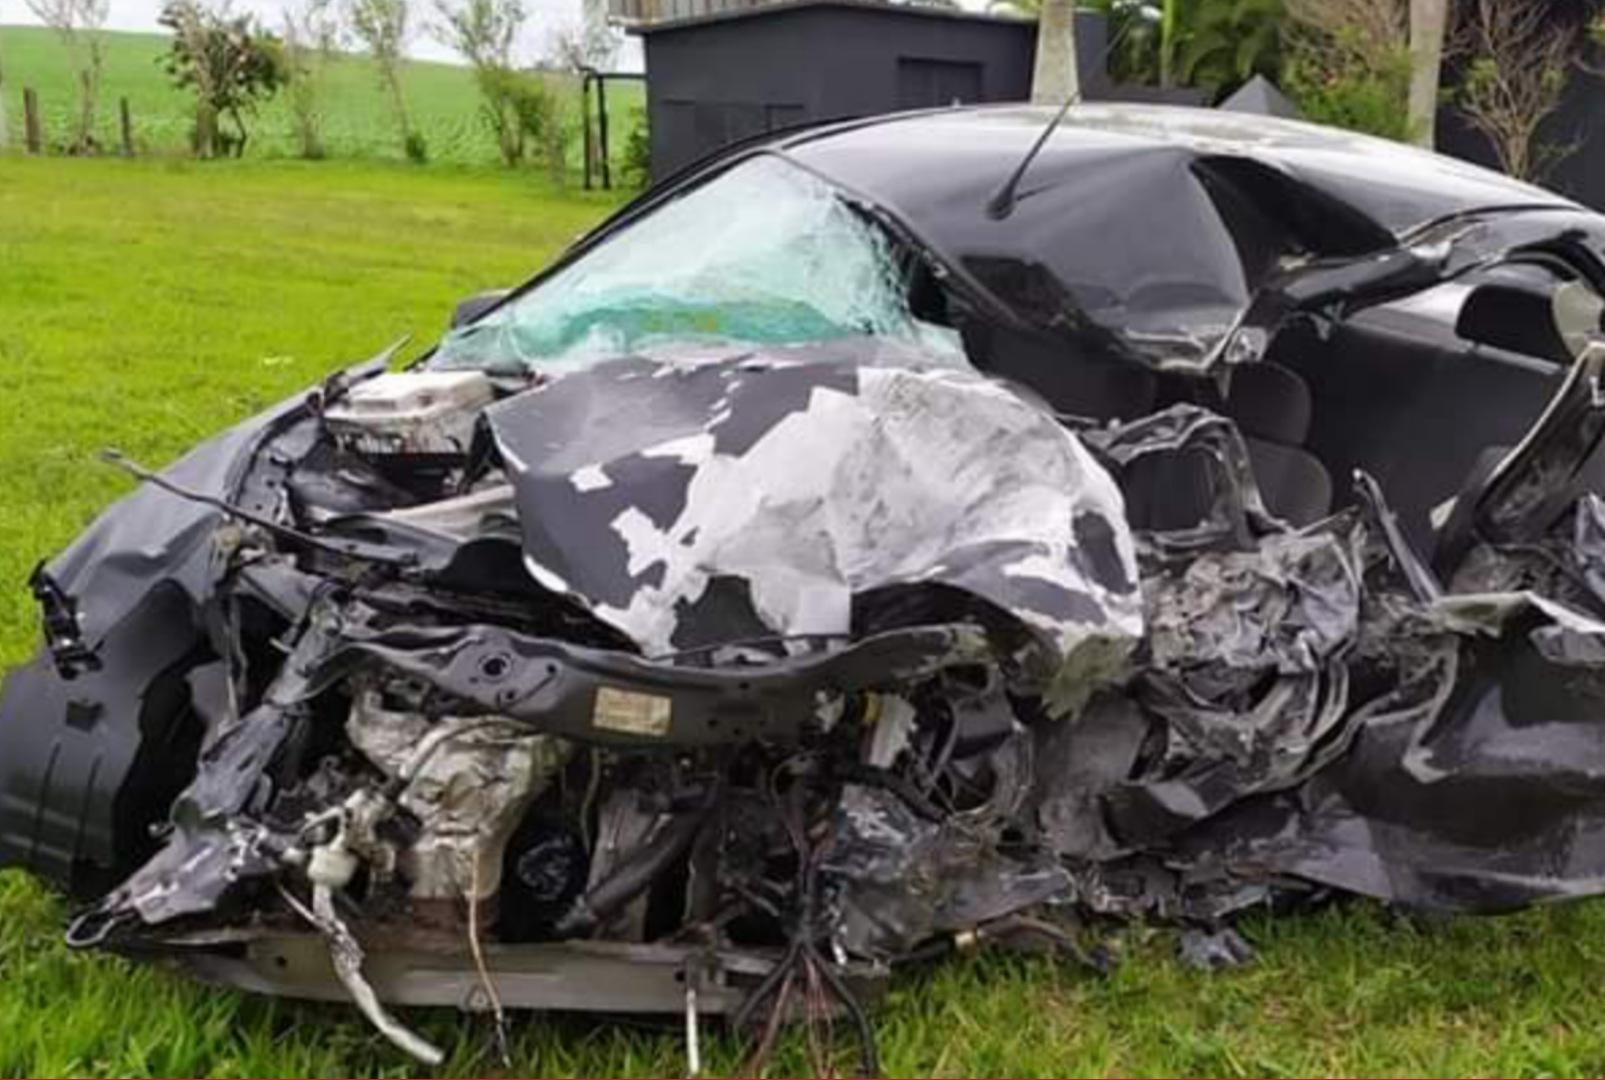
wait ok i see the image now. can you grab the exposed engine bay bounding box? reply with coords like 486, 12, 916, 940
13, 105, 1605, 1074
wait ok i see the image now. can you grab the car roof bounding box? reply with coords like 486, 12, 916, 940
775, 102, 1576, 239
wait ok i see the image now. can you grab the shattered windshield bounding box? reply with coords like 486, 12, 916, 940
430, 154, 965, 374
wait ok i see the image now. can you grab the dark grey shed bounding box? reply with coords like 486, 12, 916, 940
628, 0, 1110, 178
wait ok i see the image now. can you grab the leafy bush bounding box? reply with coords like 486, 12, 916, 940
507, 72, 572, 182
404, 129, 429, 162
1180, 0, 1284, 96
158, 0, 286, 158
1280, 0, 1415, 141
1283, 36, 1412, 140
619, 104, 650, 189
1071, 0, 1284, 96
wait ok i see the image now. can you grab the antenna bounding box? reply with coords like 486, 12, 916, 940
985, 92, 1080, 221
986, 0, 1140, 222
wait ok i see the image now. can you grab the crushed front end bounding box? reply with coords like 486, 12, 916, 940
14, 124, 1605, 1073
0, 345, 1143, 1068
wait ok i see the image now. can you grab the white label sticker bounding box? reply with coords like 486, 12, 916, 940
592, 686, 672, 737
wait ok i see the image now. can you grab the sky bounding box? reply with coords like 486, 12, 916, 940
3, 0, 627, 66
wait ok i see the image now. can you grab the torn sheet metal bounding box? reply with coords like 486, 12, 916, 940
1078, 405, 1605, 915
486, 345, 1143, 697
825, 781, 1071, 959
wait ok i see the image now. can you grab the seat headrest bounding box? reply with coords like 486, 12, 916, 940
1222, 362, 1312, 447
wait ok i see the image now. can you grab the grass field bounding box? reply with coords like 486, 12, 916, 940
8, 154, 1605, 1078
0, 25, 643, 168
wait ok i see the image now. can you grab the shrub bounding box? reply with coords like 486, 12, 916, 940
1283, 38, 1414, 140
505, 72, 570, 182
1281, 0, 1415, 140
619, 104, 650, 189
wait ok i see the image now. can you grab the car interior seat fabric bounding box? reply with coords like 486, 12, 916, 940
1218, 362, 1313, 447
1271, 313, 1564, 554
1221, 363, 1331, 526
1245, 438, 1333, 525
1123, 359, 1331, 531
968, 319, 1334, 531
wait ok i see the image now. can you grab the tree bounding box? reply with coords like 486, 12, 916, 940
1454, 0, 1582, 181
282, 0, 340, 159
1282, 0, 1415, 140
433, 0, 527, 165
994, 0, 1284, 98
24, 0, 108, 152
159, 0, 286, 159
986, 0, 1039, 17
1406, 0, 1448, 147
0, 12, 11, 150
346, 0, 422, 159
1158, 0, 1180, 85
546, 19, 621, 74
1177, 0, 1283, 95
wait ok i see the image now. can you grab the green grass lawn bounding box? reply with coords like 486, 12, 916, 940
0, 25, 644, 169
7, 154, 1605, 1078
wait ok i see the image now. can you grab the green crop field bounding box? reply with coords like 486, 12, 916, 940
0, 24, 643, 167
7, 153, 1605, 1078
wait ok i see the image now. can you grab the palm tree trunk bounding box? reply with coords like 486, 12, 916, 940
1159, 0, 1179, 88
0, 35, 10, 150
1408, 0, 1449, 148
1031, 0, 1080, 103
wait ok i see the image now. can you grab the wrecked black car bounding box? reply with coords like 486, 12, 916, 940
8, 102, 1605, 1070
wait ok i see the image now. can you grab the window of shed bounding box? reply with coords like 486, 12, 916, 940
430, 154, 965, 374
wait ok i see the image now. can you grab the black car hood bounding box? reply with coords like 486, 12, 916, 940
392, 343, 1146, 695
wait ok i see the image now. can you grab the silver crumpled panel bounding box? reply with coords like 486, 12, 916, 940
487, 343, 1143, 694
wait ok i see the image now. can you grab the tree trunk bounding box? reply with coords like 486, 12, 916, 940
0, 39, 10, 151
196, 100, 218, 159
1408, 0, 1449, 148
69, 34, 104, 152
1031, 0, 1080, 104
230, 106, 248, 158
77, 65, 95, 150
1159, 0, 1179, 89
382, 60, 413, 147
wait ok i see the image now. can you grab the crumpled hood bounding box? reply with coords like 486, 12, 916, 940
486, 345, 1143, 684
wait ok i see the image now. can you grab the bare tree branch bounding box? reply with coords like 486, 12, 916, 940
24, 0, 109, 151
282, 0, 341, 159
1454, 0, 1580, 181
1284, 0, 1408, 64
1282, 0, 1414, 139
0, 8, 11, 150
431, 0, 528, 165
345, 0, 418, 156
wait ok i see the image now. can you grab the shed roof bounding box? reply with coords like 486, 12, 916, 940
1218, 74, 1301, 119
628, 0, 1033, 35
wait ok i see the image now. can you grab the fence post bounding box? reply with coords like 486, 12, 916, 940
119, 96, 133, 157
597, 76, 612, 191
23, 87, 41, 154
581, 74, 594, 191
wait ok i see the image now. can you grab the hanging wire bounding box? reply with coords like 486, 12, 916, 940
466, 856, 513, 1069
733, 756, 882, 1077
